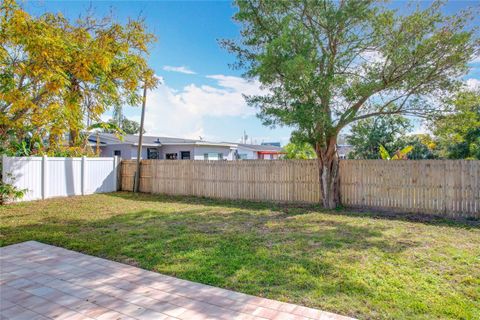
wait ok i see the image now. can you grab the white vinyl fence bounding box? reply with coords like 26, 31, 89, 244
2, 156, 119, 201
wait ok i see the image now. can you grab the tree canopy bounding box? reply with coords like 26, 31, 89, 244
399, 134, 437, 160
432, 90, 480, 159
1, 0, 157, 155
284, 141, 316, 159
346, 115, 411, 159
222, 0, 479, 208
104, 117, 143, 135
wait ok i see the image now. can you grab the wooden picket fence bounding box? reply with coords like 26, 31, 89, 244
121, 160, 321, 203
339, 160, 479, 217
121, 159, 480, 218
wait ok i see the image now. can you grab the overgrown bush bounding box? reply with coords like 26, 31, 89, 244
0, 175, 25, 204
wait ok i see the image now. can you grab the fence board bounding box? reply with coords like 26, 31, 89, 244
121, 159, 479, 218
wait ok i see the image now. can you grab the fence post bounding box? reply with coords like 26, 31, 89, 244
42, 155, 48, 200
81, 156, 86, 195
113, 156, 118, 191
1, 154, 7, 185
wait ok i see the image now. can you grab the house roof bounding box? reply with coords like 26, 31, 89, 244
261, 142, 281, 147
237, 143, 284, 153
88, 133, 236, 147
337, 145, 353, 155
88, 133, 284, 152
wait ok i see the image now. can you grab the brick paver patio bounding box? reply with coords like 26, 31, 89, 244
0, 241, 354, 320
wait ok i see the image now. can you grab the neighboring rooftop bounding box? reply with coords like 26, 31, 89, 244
89, 133, 198, 145
237, 143, 284, 152
261, 142, 281, 147
88, 133, 283, 150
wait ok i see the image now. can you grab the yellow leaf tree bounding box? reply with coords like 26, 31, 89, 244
1, 0, 158, 155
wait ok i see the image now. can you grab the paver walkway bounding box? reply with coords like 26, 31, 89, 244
1, 241, 354, 320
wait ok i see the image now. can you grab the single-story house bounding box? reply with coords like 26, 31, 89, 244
337, 144, 353, 159
88, 133, 285, 160
336, 135, 353, 159
236, 143, 285, 160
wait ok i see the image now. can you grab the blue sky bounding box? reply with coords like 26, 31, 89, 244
23, 1, 480, 145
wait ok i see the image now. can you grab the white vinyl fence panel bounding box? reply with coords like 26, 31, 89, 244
46, 158, 83, 198
3, 157, 43, 201
2, 156, 119, 201
84, 158, 118, 194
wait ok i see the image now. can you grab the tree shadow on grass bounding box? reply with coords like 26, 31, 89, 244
1, 193, 478, 319
1, 205, 419, 278
107, 191, 480, 229
4, 198, 478, 319
1, 205, 408, 262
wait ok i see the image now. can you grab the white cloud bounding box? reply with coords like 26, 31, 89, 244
465, 78, 480, 90
206, 75, 265, 96
135, 75, 265, 139
162, 65, 196, 75
154, 74, 164, 84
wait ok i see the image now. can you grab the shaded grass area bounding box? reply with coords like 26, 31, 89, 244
1, 192, 479, 319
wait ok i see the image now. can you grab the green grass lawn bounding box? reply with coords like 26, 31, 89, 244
1, 192, 479, 319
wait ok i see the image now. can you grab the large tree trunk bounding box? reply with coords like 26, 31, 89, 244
68, 77, 81, 147
315, 136, 340, 209
69, 129, 79, 147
